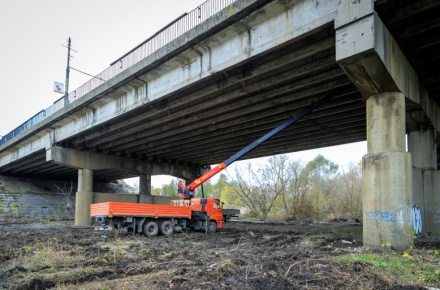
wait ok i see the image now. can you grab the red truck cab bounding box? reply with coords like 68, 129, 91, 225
171, 198, 224, 230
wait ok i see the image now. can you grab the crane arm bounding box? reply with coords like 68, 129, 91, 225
180, 91, 337, 199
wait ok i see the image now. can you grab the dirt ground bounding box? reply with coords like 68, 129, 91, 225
0, 218, 439, 290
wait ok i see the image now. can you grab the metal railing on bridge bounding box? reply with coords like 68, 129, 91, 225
0, 0, 236, 147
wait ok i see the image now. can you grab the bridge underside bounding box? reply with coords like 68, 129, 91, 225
60, 25, 365, 170
1, 24, 367, 181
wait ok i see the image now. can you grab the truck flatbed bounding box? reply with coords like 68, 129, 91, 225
222, 209, 240, 221
91, 202, 192, 219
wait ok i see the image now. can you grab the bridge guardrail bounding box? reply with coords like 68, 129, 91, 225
0, 0, 236, 147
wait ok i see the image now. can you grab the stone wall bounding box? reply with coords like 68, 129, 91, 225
0, 193, 75, 220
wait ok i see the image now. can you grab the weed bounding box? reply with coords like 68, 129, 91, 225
100, 236, 129, 264
10, 202, 20, 217
24, 246, 33, 254
341, 248, 440, 286
56, 203, 61, 220
53, 182, 75, 213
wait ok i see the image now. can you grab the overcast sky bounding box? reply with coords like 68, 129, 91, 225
0, 0, 367, 187
0, 0, 207, 134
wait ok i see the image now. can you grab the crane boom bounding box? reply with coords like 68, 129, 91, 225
180, 91, 337, 199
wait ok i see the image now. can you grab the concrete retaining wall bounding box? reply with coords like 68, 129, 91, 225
0, 191, 175, 222
0, 193, 75, 220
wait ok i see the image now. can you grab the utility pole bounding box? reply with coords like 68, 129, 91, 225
64, 37, 71, 107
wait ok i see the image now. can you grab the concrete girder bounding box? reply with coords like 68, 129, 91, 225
102, 70, 349, 153
180, 127, 367, 162
105, 76, 348, 151
0, 133, 50, 169
165, 114, 366, 162
46, 146, 198, 181
0, 151, 45, 173
144, 108, 365, 159
184, 128, 366, 164
72, 36, 337, 148
117, 80, 353, 153
134, 92, 363, 160
14, 162, 55, 176
29, 166, 76, 178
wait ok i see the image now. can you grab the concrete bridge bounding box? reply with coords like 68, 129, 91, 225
0, 0, 439, 248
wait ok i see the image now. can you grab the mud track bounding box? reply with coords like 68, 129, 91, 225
0, 219, 438, 289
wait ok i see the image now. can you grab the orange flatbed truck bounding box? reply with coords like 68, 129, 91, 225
90, 92, 335, 236
91, 198, 239, 236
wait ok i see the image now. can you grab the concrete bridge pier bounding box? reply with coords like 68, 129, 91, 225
408, 129, 439, 235
139, 174, 152, 195
422, 171, 440, 235
75, 168, 94, 226
362, 92, 413, 249
334, 0, 428, 249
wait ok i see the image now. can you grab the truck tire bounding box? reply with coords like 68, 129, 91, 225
208, 221, 217, 233
160, 220, 174, 236
143, 221, 159, 237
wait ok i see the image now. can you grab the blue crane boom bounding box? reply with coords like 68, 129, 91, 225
179, 90, 338, 199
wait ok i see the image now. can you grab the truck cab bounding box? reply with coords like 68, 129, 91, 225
171, 198, 223, 231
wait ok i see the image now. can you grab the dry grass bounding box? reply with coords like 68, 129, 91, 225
0, 220, 439, 289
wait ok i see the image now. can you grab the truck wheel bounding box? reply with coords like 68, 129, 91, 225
143, 221, 159, 237
160, 220, 174, 236
208, 221, 217, 233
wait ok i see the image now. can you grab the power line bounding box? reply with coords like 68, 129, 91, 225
69, 67, 106, 82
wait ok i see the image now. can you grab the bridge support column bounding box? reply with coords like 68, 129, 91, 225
362, 92, 413, 249
139, 174, 152, 195
75, 168, 94, 226
408, 129, 439, 235
423, 171, 440, 235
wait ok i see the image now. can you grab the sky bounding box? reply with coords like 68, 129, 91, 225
0, 0, 367, 188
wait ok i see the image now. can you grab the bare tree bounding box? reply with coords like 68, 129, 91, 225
305, 155, 339, 220
53, 182, 75, 214
230, 155, 291, 219
282, 159, 312, 220
339, 161, 362, 220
